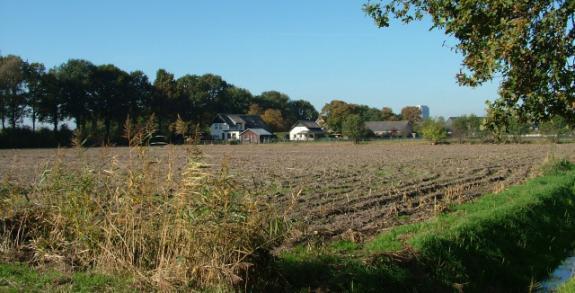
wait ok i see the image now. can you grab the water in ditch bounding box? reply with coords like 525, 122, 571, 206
537, 251, 575, 292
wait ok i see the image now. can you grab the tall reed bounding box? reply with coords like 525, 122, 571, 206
0, 117, 290, 290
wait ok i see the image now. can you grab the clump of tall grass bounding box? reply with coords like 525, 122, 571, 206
537, 152, 574, 176
0, 117, 289, 290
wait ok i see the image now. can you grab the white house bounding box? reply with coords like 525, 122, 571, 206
210, 113, 271, 141
289, 121, 324, 141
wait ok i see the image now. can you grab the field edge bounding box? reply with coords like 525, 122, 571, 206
275, 162, 575, 292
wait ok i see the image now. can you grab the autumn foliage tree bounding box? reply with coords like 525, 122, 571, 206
261, 109, 286, 132
321, 100, 358, 133
247, 104, 264, 115
400, 106, 422, 124
381, 107, 399, 121
320, 100, 383, 133
250, 91, 318, 131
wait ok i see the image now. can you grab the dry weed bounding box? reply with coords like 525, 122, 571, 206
0, 117, 290, 291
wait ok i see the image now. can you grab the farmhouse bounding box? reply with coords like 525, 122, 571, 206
210, 113, 271, 141
240, 128, 274, 144
289, 120, 324, 141
365, 121, 413, 137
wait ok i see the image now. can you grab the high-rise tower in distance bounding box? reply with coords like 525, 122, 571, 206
417, 105, 430, 120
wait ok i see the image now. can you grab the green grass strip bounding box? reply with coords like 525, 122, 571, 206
558, 277, 575, 293
277, 164, 575, 292
0, 263, 134, 292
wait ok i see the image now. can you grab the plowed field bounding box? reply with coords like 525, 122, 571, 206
2, 142, 574, 242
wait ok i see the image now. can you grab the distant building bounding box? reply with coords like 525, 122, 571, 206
417, 105, 430, 120
289, 120, 324, 141
240, 128, 274, 144
210, 113, 271, 141
365, 121, 413, 137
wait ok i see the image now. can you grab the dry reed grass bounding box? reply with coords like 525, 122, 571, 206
0, 117, 290, 291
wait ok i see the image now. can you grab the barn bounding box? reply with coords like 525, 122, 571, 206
240, 128, 273, 144
365, 121, 413, 138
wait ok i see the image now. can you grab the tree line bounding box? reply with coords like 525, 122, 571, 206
414, 114, 572, 145
5, 53, 567, 147
0, 53, 435, 147
0, 54, 318, 146
319, 99, 423, 133
318, 99, 572, 144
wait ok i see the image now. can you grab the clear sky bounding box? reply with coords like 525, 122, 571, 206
0, 0, 499, 118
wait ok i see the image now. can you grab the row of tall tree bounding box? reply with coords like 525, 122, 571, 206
0, 55, 319, 145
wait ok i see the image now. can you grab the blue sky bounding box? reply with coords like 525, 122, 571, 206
0, 0, 499, 117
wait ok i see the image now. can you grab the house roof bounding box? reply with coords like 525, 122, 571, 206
365, 121, 412, 132
241, 128, 273, 136
291, 120, 324, 133
213, 113, 271, 131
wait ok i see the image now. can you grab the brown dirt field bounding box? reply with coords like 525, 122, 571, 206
2, 141, 574, 243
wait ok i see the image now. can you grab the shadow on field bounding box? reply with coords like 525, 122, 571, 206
267, 251, 448, 292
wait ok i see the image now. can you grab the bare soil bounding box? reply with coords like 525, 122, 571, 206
2, 141, 574, 242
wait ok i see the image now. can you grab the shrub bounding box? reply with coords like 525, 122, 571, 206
0, 127, 73, 148
342, 114, 368, 144
538, 154, 574, 176
419, 118, 447, 144
540, 116, 571, 143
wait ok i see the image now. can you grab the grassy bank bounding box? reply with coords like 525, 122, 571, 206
0, 263, 132, 292
277, 160, 575, 292
558, 277, 575, 293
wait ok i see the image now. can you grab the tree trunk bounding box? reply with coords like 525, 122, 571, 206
91, 118, 98, 134
10, 108, 16, 129
32, 110, 36, 132
75, 117, 82, 133
0, 105, 4, 130
80, 120, 85, 133
52, 112, 60, 145
117, 118, 126, 142
104, 116, 111, 144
